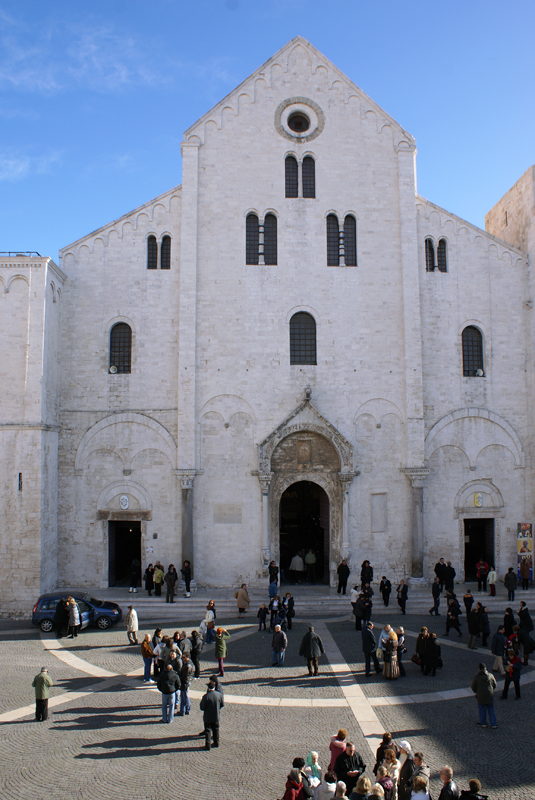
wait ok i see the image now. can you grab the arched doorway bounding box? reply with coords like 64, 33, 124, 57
279, 481, 330, 584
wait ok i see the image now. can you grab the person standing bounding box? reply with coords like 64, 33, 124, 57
164, 564, 177, 603
200, 680, 224, 750
141, 633, 155, 683
467, 607, 480, 650
362, 621, 382, 677
257, 603, 268, 631
429, 577, 441, 616
53, 598, 69, 639
443, 562, 456, 593
214, 627, 230, 676
125, 605, 139, 645
438, 767, 460, 800
480, 608, 490, 647
361, 560, 373, 590
425, 633, 441, 676
471, 663, 497, 728
434, 558, 446, 591
284, 592, 295, 630
129, 559, 140, 593
268, 560, 279, 585
334, 742, 366, 796
178, 654, 194, 716
504, 567, 517, 601
491, 625, 506, 675
305, 549, 317, 583
410, 753, 431, 794
143, 563, 154, 596
379, 576, 392, 607
153, 562, 164, 596
503, 606, 515, 637
397, 740, 415, 800
353, 593, 366, 631
181, 560, 192, 597
520, 558, 530, 590
487, 566, 497, 597
272, 624, 288, 667
445, 598, 462, 637
501, 648, 522, 699
475, 559, 489, 593
67, 597, 81, 638
337, 560, 351, 595
189, 629, 203, 678
32, 667, 53, 722
329, 729, 348, 771
518, 600, 533, 634
235, 583, 250, 618
383, 631, 400, 680
396, 627, 407, 677
157, 664, 180, 723
299, 626, 325, 676
396, 580, 408, 614
289, 551, 305, 584
463, 589, 474, 616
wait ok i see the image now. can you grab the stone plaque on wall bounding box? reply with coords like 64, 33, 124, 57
371, 493, 387, 532
213, 503, 243, 524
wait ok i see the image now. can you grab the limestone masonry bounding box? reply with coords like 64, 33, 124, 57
1, 38, 534, 611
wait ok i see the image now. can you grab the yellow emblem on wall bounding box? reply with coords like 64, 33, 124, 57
474, 493, 483, 508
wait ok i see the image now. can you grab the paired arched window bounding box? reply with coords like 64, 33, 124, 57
246, 213, 277, 265
285, 155, 316, 198
425, 237, 447, 272
109, 323, 132, 374
147, 235, 171, 269
462, 326, 484, 376
290, 312, 317, 365
326, 214, 357, 266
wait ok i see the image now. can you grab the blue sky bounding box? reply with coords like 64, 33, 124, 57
1, 1, 534, 261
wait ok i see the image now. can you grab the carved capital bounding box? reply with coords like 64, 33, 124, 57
176, 469, 197, 490
258, 472, 274, 494
401, 467, 430, 488
338, 470, 359, 489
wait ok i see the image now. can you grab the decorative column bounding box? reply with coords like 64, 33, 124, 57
258, 472, 273, 568
338, 471, 358, 564
402, 467, 429, 578
177, 470, 196, 569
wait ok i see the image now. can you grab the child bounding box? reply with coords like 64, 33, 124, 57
257, 603, 268, 631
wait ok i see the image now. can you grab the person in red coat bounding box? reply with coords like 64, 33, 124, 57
283, 769, 306, 800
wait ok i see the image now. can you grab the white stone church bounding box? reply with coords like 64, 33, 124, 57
2, 37, 534, 611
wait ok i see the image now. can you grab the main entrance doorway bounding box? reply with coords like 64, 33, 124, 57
464, 518, 495, 581
279, 481, 329, 584
108, 521, 141, 586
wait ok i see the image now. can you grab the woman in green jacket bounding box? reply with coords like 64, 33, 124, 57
214, 627, 231, 676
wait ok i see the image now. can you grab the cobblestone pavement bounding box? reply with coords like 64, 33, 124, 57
1, 607, 533, 800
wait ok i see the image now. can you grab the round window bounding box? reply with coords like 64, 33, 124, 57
287, 113, 310, 133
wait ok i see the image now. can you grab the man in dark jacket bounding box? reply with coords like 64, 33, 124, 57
379, 576, 391, 606
337, 559, 351, 594
299, 626, 325, 676
410, 753, 431, 792
471, 663, 497, 728
354, 594, 366, 631
518, 601, 533, 633
491, 626, 506, 674
429, 576, 441, 616
443, 562, 456, 592
396, 580, 408, 614
439, 766, 460, 799
434, 558, 446, 590
271, 624, 288, 666
164, 565, 177, 603
178, 655, 195, 716
467, 609, 480, 650
157, 664, 180, 722
53, 598, 69, 638
200, 681, 224, 750
501, 649, 522, 699
334, 742, 365, 795
362, 621, 382, 676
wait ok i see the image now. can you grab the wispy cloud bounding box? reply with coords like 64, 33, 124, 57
0, 150, 61, 181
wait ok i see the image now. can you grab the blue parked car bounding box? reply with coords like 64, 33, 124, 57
32, 591, 122, 632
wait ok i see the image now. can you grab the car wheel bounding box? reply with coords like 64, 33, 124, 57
97, 617, 111, 630
40, 619, 54, 633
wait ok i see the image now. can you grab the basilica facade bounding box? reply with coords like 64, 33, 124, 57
2, 37, 534, 611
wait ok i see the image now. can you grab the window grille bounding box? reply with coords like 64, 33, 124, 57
110, 323, 132, 374
290, 312, 317, 365
425, 238, 435, 272
147, 236, 157, 269
327, 214, 339, 266
161, 236, 171, 269
246, 214, 259, 265
462, 326, 483, 376
264, 214, 277, 265
437, 239, 447, 272
302, 156, 315, 198
285, 156, 298, 198
344, 215, 357, 266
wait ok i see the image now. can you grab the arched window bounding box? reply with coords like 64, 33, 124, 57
110, 323, 132, 374
161, 235, 171, 269
344, 215, 357, 266
246, 214, 259, 265
264, 213, 277, 265
327, 214, 339, 266
302, 156, 315, 198
290, 312, 317, 365
462, 326, 484, 377
285, 156, 298, 198
437, 238, 447, 272
425, 238, 435, 271
147, 235, 157, 269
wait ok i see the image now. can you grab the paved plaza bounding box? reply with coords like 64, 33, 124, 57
1, 591, 534, 800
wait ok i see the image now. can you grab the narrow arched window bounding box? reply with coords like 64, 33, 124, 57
147, 235, 157, 269
425, 238, 435, 272
302, 156, 315, 198
264, 213, 277, 265
327, 214, 339, 266
290, 312, 317, 365
246, 214, 259, 265
437, 238, 447, 272
161, 235, 171, 269
344, 215, 357, 266
462, 326, 484, 377
285, 156, 298, 198
110, 323, 132, 374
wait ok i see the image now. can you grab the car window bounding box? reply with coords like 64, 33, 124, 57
40, 599, 58, 611
83, 593, 102, 607
78, 601, 91, 613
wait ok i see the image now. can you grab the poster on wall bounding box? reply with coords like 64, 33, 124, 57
517, 523, 533, 580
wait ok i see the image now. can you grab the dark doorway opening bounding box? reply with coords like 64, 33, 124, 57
108, 521, 141, 587
464, 519, 495, 581
279, 481, 329, 584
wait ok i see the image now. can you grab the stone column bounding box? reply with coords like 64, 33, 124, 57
339, 472, 358, 564
258, 472, 273, 568
177, 470, 196, 571
402, 467, 429, 578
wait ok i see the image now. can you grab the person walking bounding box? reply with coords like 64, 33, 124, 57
362, 621, 382, 677
200, 680, 224, 750
141, 633, 155, 683
289, 551, 305, 584
504, 567, 517, 602
396, 580, 408, 614
125, 605, 139, 645
463, 589, 474, 616
429, 577, 441, 616
445, 599, 462, 637
467, 608, 480, 650
143, 563, 154, 596
178, 654, 194, 715
434, 558, 446, 591
491, 625, 506, 675
471, 663, 497, 728
480, 608, 490, 647
164, 564, 177, 603
475, 559, 489, 593
272, 624, 288, 667
424, 633, 441, 676
53, 598, 69, 638
337, 559, 351, 595
416, 627, 429, 673
129, 559, 140, 593
520, 558, 530, 590
214, 627, 230, 676
501, 648, 522, 699
153, 562, 164, 596
299, 625, 325, 676
235, 583, 250, 618
181, 559, 192, 597
305, 548, 317, 583
157, 664, 180, 723
487, 566, 497, 597
380, 576, 392, 607
32, 667, 53, 722
67, 596, 81, 638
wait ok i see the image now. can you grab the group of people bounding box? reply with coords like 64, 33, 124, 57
139, 560, 193, 601
282, 731, 488, 799
52, 596, 82, 638
350, 578, 409, 631
361, 622, 409, 679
